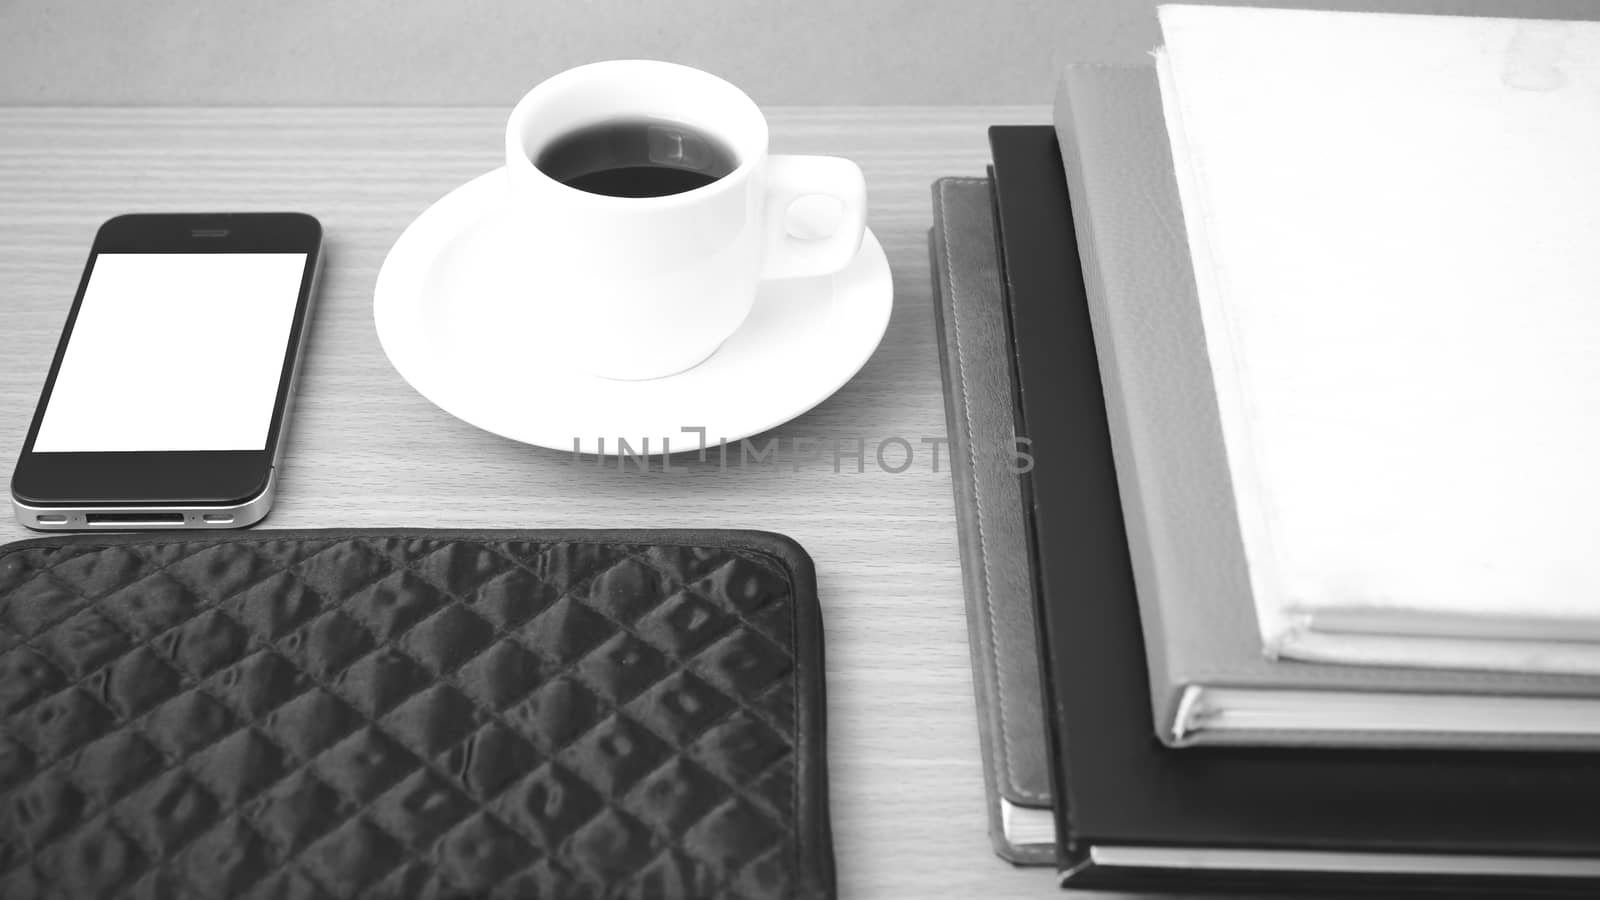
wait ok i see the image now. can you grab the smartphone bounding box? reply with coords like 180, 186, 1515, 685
10, 213, 323, 530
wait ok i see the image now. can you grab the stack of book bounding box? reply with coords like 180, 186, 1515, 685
933, 5, 1600, 894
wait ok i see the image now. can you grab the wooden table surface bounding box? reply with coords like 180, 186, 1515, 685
0, 107, 1073, 899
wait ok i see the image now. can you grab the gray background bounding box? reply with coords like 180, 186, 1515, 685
3, 0, 1599, 106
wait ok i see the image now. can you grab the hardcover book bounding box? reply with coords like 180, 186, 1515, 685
1156, 4, 1600, 676
1054, 61, 1600, 750
993, 122, 1600, 895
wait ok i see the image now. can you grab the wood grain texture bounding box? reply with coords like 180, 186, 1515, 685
6, 0, 1599, 106
0, 107, 1075, 898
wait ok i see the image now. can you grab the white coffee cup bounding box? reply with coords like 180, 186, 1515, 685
504, 60, 868, 381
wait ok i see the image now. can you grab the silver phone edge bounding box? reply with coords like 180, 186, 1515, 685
13, 470, 276, 530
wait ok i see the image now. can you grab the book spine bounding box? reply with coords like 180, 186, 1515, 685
1054, 71, 1189, 747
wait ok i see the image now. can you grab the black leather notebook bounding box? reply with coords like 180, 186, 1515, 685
990, 124, 1600, 896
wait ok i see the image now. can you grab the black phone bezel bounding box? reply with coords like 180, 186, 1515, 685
10, 212, 323, 507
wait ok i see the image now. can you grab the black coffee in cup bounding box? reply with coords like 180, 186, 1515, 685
535, 118, 740, 198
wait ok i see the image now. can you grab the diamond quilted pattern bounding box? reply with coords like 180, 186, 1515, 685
100, 573, 207, 641
154, 611, 248, 681
685, 798, 785, 876
625, 847, 718, 900
623, 757, 725, 833
566, 807, 657, 883
433, 811, 526, 891
634, 590, 732, 657
46, 548, 147, 601
39, 608, 129, 679
162, 542, 273, 604
344, 571, 446, 643
410, 541, 508, 600
397, 604, 494, 675
626, 670, 737, 746
209, 650, 306, 719
504, 676, 603, 756
381, 684, 480, 757
244, 769, 349, 853
440, 722, 540, 801
223, 572, 321, 641
293, 540, 391, 601
282, 609, 374, 681
516, 595, 611, 669
43, 823, 145, 899
366, 770, 475, 848
304, 817, 402, 892
575, 632, 670, 705
117, 771, 221, 856
467, 567, 556, 632
10, 768, 85, 846
583, 556, 664, 624
143, 692, 236, 759
0, 648, 65, 716
312, 728, 413, 804
92, 647, 182, 720
175, 816, 273, 897
0, 734, 34, 793
689, 711, 792, 787
19, 688, 115, 762
335, 648, 431, 717
241, 868, 327, 900
66, 733, 162, 811
696, 557, 791, 620
691, 628, 793, 701
260, 690, 361, 760
364, 859, 446, 900
188, 730, 287, 806
0, 532, 828, 899
559, 714, 672, 798
454, 639, 542, 710
1, 572, 89, 637
492, 761, 603, 851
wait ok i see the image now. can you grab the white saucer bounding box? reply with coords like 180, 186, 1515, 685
375, 168, 893, 455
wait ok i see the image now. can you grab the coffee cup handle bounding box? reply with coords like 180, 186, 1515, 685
761, 155, 868, 280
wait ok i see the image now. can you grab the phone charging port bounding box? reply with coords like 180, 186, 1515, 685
84, 512, 186, 527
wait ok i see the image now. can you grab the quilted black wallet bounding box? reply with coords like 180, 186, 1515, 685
0, 529, 833, 900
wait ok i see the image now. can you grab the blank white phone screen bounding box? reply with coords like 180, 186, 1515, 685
33, 253, 307, 452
